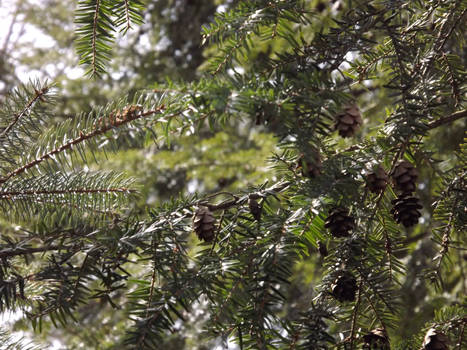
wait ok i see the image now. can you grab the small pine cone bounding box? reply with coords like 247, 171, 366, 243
366, 165, 389, 193
391, 196, 422, 227
192, 206, 216, 242
248, 197, 262, 221
363, 328, 390, 350
296, 153, 322, 178
422, 328, 449, 350
324, 207, 355, 237
391, 160, 418, 194
316, 1, 326, 12
334, 104, 362, 137
331, 273, 357, 302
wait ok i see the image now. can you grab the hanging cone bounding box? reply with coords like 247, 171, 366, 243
363, 328, 390, 349
324, 207, 355, 237
366, 165, 389, 193
192, 206, 216, 242
248, 197, 262, 221
390, 196, 422, 227
390, 160, 418, 195
316, 1, 326, 13
334, 104, 362, 137
331, 272, 357, 302
421, 328, 449, 350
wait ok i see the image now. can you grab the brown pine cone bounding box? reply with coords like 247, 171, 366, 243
324, 207, 355, 237
316, 1, 326, 13
391, 160, 418, 195
366, 165, 389, 193
363, 328, 390, 349
331, 273, 357, 302
248, 197, 262, 221
421, 328, 449, 350
390, 196, 422, 227
334, 104, 362, 137
192, 206, 216, 242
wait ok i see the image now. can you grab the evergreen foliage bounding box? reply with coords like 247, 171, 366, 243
75, 0, 145, 76
0, 0, 466, 349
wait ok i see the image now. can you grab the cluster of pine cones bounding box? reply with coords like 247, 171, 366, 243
389, 161, 422, 227
358, 325, 449, 349
366, 160, 422, 227
306, 103, 422, 228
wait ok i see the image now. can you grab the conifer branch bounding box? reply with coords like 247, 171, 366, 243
421, 3, 466, 77
91, 0, 101, 77
33, 198, 120, 217
0, 245, 64, 258
123, 0, 131, 31
139, 252, 157, 347
0, 188, 134, 198
0, 107, 164, 185
0, 85, 49, 138
427, 109, 467, 129
349, 279, 363, 349
435, 198, 458, 273
442, 53, 461, 107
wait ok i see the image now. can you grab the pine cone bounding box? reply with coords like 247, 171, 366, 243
366, 165, 389, 193
363, 328, 390, 349
248, 197, 262, 221
422, 328, 449, 350
334, 104, 362, 137
391, 160, 418, 194
324, 207, 355, 237
331, 273, 357, 302
192, 206, 216, 242
316, 1, 326, 12
296, 153, 322, 178
391, 196, 422, 227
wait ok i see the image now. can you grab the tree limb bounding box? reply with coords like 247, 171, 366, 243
0, 106, 165, 185
0, 245, 64, 259
427, 109, 467, 129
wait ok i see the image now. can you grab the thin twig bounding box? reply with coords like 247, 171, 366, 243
364, 292, 388, 336
349, 279, 364, 349
427, 109, 467, 129
140, 238, 159, 346
123, 0, 132, 31
0, 86, 49, 138
209, 210, 225, 256
442, 53, 460, 107
435, 198, 458, 273
0, 245, 64, 259
72, 253, 89, 303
